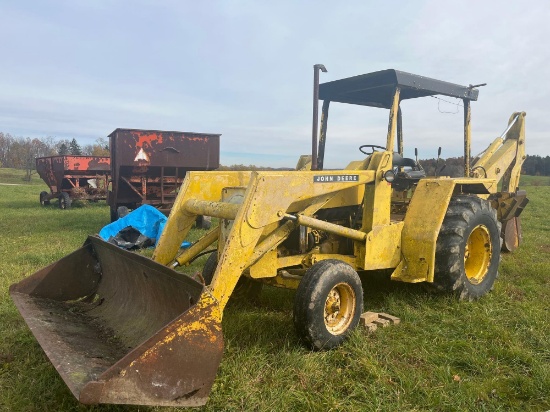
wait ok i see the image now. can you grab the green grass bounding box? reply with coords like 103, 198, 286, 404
0, 168, 549, 411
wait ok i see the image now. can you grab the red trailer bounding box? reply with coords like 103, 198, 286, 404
108, 128, 220, 221
36, 155, 110, 209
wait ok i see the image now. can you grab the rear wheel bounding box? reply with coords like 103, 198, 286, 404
433, 195, 501, 300
202, 252, 262, 301
58, 192, 72, 209
40, 191, 50, 206
293, 259, 363, 350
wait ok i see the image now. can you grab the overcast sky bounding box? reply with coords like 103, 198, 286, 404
1, 1, 548, 168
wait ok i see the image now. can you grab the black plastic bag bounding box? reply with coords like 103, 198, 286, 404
108, 226, 155, 250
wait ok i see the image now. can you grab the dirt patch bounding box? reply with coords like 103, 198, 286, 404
539, 244, 550, 253
0, 353, 15, 364
505, 286, 525, 301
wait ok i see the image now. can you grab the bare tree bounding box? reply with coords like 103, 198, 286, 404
0, 132, 14, 168
82, 138, 109, 156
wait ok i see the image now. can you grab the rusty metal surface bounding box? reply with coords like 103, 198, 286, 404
10, 236, 222, 406
109, 129, 220, 169
502, 216, 522, 252
80, 292, 223, 406
36, 155, 110, 199
108, 128, 220, 212
488, 190, 528, 253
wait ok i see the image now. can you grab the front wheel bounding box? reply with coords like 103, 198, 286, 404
433, 195, 501, 300
293, 259, 363, 350
40, 191, 50, 206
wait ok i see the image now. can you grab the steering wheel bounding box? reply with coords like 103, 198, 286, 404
359, 144, 387, 155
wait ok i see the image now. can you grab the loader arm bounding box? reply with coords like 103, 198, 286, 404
154, 169, 376, 312
153, 171, 254, 265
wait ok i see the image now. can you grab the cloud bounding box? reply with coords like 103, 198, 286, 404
0, 0, 547, 168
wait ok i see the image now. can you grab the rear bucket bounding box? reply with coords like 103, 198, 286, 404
9, 236, 223, 407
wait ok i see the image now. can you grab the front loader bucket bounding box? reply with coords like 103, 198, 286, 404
9, 236, 223, 407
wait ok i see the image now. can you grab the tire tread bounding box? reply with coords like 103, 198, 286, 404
433, 195, 501, 300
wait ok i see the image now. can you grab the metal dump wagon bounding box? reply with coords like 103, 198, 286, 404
108, 128, 220, 221
36, 155, 111, 209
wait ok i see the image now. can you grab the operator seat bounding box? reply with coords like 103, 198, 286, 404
391, 153, 426, 191
392, 153, 417, 168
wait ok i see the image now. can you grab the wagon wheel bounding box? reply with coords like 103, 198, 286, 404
40, 191, 50, 206
117, 206, 130, 219
58, 192, 72, 209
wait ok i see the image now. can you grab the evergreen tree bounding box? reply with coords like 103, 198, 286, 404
68, 138, 82, 155
58, 143, 69, 155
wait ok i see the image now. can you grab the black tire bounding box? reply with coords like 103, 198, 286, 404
202, 251, 219, 284
293, 259, 363, 350
433, 195, 501, 300
195, 215, 212, 230
39, 191, 50, 206
202, 252, 262, 301
117, 206, 130, 219
58, 192, 72, 209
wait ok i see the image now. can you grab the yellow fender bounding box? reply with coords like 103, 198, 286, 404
392, 177, 496, 283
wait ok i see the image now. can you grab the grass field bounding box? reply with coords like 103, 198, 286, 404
0, 168, 548, 412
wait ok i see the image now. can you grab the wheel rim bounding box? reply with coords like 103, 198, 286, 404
324, 282, 356, 335
464, 224, 492, 284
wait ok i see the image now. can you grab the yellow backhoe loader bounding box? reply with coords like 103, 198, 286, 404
10, 67, 528, 407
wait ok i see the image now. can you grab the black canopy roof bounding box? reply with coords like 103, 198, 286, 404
319, 69, 479, 108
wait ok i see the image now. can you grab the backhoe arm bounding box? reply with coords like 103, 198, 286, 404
472, 112, 528, 252
472, 111, 526, 191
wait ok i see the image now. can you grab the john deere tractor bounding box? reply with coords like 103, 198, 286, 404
11, 67, 527, 407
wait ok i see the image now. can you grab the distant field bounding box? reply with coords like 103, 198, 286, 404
0, 168, 548, 411
518, 174, 550, 186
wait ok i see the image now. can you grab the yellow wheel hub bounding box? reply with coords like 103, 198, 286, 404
324, 283, 356, 335
464, 224, 492, 284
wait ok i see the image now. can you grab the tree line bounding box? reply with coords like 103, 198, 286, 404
417, 155, 550, 177
521, 155, 550, 176
0, 132, 549, 178
0, 133, 109, 180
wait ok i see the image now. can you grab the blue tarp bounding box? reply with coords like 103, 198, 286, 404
99, 205, 190, 248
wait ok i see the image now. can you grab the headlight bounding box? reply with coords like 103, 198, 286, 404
383, 170, 395, 183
